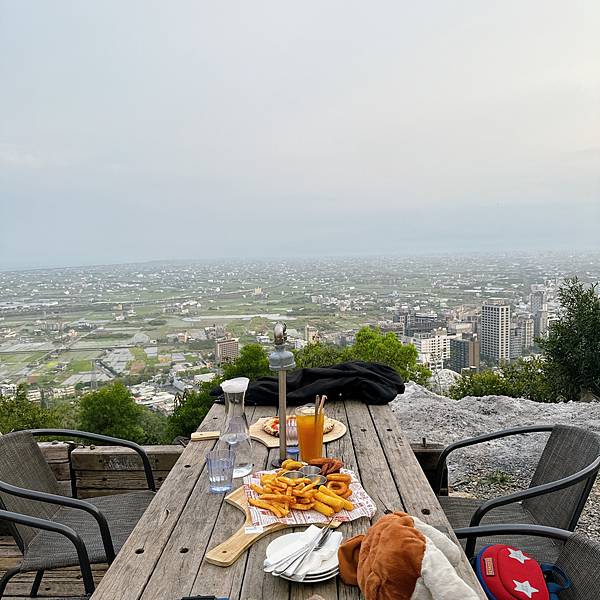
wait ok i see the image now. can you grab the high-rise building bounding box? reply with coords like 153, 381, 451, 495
534, 310, 549, 338
402, 330, 451, 371
519, 317, 534, 350
480, 301, 511, 363
215, 337, 239, 363
510, 324, 523, 359
530, 290, 546, 313
449, 335, 480, 373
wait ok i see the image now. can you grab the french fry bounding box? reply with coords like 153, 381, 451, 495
296, 497, 312, 504
286, 487, 293, 496
313, 500, 335, 517
327, 473, 352, 483
318, 485, 354, 511
260, 493, 292, 503
301, 482, 317, 493
290, 502, 314, 510
249, 498, 284, 518
293, 489, 316, 498
314, 491, 344, 512
282, 459, 304, 470
271, 502, 290, 516
250, 483, 265, 495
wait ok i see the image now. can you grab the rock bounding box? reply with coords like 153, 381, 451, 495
392, 382, 600, 541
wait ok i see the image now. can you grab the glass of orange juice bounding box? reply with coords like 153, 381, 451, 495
296, 404, 325, 462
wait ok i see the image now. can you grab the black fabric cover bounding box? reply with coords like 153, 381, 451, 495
212, 361, 405, 406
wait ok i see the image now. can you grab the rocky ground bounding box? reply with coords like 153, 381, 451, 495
391, 382, 600, 541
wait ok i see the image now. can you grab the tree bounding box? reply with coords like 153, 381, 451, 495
294, 327, 431, 385
539, 277, 600, 401
293, 342, 346, 369
347, 328, 431, 385
137, 408, 169, 444
0, 385, 51, 433
78, 382, 145, 442
166, 382, 215, 441
222, 344, 271, 381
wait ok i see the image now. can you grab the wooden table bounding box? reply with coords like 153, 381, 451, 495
91, 401, 486, 600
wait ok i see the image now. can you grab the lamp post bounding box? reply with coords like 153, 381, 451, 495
268, 322, 296, 467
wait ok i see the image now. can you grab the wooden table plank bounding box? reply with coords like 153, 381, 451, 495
90, 407, 227, 600
142, 404, 266, 599
344, 400, 405, 515
237, 444, 291, 600
190, 405, 277, 600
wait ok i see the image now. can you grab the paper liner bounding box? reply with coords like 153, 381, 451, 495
243, 468, 376, 527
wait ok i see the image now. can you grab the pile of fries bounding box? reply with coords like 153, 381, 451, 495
248, 469, 354, 519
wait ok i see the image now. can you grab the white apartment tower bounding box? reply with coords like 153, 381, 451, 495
480, 302, 511, 363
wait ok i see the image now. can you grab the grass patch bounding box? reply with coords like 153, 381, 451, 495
481, 470, 513, 486
69, 360, 93, 373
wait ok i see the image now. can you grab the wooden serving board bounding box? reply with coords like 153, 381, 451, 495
191, 418, 347, 449
205, 486, 341, 567
204, 486, 289, 567
249, 417, 347, 449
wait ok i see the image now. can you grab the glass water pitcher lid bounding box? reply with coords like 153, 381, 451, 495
221, 377, 250, 394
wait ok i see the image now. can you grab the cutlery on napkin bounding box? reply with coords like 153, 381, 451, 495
264, 525, 343, 582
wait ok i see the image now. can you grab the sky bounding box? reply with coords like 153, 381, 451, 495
1, 1, 599, 270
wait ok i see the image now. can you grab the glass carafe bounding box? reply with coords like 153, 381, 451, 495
218, 377, 253, 478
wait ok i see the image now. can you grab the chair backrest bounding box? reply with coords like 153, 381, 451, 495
524, 425, 600, 530
557, 532, 600, 599
0, 431, 62, 549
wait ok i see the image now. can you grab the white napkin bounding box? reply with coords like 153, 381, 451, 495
263, 526, 322, 570
263, 526, 343, 581
288, 530, 342, 582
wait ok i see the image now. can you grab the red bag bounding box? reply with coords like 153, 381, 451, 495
474, 545, 570, 600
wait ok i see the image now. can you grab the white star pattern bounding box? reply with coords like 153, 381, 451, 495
507, 548, 531, 564
513, 580, 539, 598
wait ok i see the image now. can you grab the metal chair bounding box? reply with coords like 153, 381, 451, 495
434, 425, 600, 562
455, 524, 600, 599
0, 429, 156, 598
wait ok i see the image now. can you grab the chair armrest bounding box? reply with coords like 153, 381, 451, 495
455, 524, 572, 559
469, 454, 600, 529
434, 425, 554, 493
0, 508, 96, 594
0, 480, 116, 563
29, 428, 156, 491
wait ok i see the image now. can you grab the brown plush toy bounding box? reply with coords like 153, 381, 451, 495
338, 512, 479, 600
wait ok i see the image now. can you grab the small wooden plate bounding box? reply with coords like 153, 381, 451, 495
249, 417, 347, 449
190, 418, 347, 448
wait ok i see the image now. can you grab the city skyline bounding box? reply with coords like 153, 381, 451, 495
1, 2, 599, 269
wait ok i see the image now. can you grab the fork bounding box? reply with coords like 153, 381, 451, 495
276, 521, 335, 577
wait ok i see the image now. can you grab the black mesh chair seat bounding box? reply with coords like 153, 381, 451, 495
21, 490, 154, 570
557, 532, 600, 599
439, 496, 562, 563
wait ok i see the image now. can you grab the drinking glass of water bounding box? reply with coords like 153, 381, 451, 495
206, 448, 235, 493
286, 415, 299, 458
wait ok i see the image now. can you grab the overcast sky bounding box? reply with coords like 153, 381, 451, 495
1, 1, 599, 269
